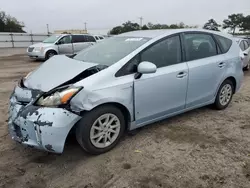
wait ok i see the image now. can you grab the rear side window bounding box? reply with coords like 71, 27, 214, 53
214, 35, 232, 53
85, 35, 96, 42
99, 36, 104, 40
72, 35, 85, 43
184, 33, 217, 61
244, 40, 249, 50
240, 41, 245, 51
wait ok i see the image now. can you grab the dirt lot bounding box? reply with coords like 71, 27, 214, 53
0, 53, 249, 188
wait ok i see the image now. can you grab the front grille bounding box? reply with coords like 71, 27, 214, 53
28, 47, 34, 52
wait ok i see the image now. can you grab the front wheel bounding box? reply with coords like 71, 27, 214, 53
76, 105, 125, 155
214, 79, 234, 110
45, 50, 57, 60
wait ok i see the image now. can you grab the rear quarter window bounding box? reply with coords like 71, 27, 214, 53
85, 35, 96, 42
214, 35, 232, 53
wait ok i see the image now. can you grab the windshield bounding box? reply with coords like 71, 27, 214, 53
43, 35, 61, 43
73, 36, 150, 66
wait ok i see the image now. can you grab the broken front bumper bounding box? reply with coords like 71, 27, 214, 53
8, 90, 81, 153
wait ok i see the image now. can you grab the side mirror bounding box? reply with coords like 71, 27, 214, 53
137, 61, 157, 74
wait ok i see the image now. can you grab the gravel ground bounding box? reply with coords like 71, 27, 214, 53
0, 54, 249, 188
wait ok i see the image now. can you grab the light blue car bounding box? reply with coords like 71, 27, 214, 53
9, 29, 243, 154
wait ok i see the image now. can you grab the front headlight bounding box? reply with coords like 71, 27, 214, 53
34, 47, 43, 52
36, 87, 82, 107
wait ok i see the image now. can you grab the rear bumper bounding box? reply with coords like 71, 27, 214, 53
8, 90, 81, 153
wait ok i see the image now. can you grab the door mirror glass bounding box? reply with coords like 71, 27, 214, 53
138, 61, 157, 74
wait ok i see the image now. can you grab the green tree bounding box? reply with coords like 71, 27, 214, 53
0, 11, 25, 32
141, 25, 149, 30
203, 19, 221, 31
109, 21, 140, 35
241, 15, 250, 32
109, 26, 123, 35
223, 13, 244, 34
122, 21, 140, 33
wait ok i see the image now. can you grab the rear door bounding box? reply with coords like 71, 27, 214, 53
134, 35, 188, 125
73, 35, 95, 53
72, 35, 85, 53
183, 32, 227, 108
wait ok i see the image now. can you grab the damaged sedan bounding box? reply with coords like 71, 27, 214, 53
8, 29, 243, 154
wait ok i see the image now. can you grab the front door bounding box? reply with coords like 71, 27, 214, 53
183, 32, 226, 108
57, 35, 73, 55
134, 35, 188, 126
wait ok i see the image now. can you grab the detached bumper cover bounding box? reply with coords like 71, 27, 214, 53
8, 88, 81, 153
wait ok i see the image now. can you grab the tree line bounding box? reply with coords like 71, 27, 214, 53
109, 21, 198, 35
203, 14, 250, 34
110, 13, 250, 35
0, 11, 25, 32
0, 10, 249, 35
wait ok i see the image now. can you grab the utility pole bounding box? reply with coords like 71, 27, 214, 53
84, 22, 87, 32
46, 24, 50, 35
139, 17, 143, 28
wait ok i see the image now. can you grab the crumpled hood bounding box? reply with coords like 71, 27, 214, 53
24, 55, 97, 92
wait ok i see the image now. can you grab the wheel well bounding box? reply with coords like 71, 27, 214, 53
225, 76, 236, 93
66, 102, 131, 144
101, 102, 131, 130
81, 103, 131, 129
46, 50, 57, 55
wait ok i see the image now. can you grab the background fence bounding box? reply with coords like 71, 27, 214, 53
0, 33, 51, 48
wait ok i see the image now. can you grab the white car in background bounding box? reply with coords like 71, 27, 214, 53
235, 37, 250, 70
27, 34, 96, 60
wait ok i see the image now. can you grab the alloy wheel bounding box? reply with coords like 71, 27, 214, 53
219, 84, 232, 106
90, 113, 121, 148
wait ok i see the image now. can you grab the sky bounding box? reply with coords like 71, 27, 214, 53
1, 0, 250, 33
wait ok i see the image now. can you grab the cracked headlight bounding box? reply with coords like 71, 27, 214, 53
36, 87, 82, 107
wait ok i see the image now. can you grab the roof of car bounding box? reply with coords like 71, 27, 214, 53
118, 29, 232, 39
234, 37, 248, 42
58, 34, 93, 36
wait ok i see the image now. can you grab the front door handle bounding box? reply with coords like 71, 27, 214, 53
176, 72, 187, 78
218, 62, 226, 68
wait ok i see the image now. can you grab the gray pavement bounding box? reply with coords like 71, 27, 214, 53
0, 48, 26, 57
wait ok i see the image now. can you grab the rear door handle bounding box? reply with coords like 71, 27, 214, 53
218, 62, 226, 68
176, 72, 187, 78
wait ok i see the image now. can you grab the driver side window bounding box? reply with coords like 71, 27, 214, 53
115, 35, 182, 77
58, 35, 71, 44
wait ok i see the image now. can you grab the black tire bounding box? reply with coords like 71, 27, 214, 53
243, 63, 249, 71
45, 50, 57, 60
75, 105, 125, 155
214, 79, 234, 110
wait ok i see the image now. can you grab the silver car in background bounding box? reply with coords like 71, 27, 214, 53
9, 29, 243, 154
235, 37, 250, 70
27, 34, 96, 60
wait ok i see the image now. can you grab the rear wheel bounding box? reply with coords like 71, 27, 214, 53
214, 79, 234, 110
76, 105, 125, 155
45, 50, 57, 60
243, 62, 249, 71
